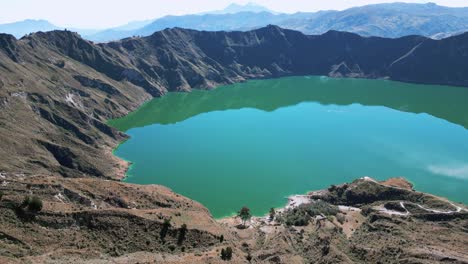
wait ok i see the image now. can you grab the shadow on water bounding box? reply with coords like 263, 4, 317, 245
109, 76, 468, 132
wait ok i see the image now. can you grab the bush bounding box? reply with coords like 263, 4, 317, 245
336, 213, 346, 224
269, 207, 276, 221
177, 224, 187, 245
19, 196, 43, 213
284, 209, 310, 226
21, 196, 31, 208
0, 191, 3, 201
220, 247, 233, 260
304, 200, 339, 217
384, 202, 406, 212
279, 201, 339, 226
160, 218, 171, 240
28, 196, 43, 213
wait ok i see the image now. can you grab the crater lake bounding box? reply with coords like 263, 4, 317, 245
109, 76, 468, 218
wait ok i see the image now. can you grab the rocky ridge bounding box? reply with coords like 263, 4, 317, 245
1, 26, 468, 177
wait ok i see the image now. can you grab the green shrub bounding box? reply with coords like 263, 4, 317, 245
168, 244, 176, 251
177, 224, 187, 245
246, 253, 252, 262
303, 200, 339, 217
160, 218, 171, 240
19, 196, 43, 213
269, 207, 276, 221
220, 248, 226, 260
279, 201, 339, 226
28, 196, 43, 213
21, 196, 31, 208
284, 209, 310, 226
336, 213, 346, 224
225, 247, 233, 260
220, 246, 233, 260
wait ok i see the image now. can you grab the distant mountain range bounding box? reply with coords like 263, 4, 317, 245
0, 19, 100, 38
202, 2, 275, 14
1, 2, 468, 42
0, 19, 59, 38
82, 2, 468, 42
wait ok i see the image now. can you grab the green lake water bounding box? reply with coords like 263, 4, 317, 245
109, 76, 468, 218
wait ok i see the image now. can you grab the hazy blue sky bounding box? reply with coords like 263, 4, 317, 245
0, 0, 467, 28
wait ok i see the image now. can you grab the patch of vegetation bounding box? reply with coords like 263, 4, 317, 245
220, 246, 233, 261
327, 184, 348, 202
278, 201, 339, 226
246, 252, 252, 262
28, 196, 43, 213
0, 190, 3, 201
269, 207, 276, 221
160, 218, 171, 241
336, 213, 346, 224
238, 206, 252, 227
177, 224, 187, 245
384, 202, 406, 212
19, 195, 43, 213
168, 244, 176, 251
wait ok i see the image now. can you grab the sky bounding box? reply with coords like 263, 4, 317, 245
0, 0, 467, 28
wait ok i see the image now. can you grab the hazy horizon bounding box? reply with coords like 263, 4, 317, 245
1, 0, 467, 29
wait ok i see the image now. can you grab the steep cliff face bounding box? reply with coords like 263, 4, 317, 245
0, 26, 468, 177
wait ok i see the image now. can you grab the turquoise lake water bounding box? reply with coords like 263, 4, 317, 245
109, 76, 468, 218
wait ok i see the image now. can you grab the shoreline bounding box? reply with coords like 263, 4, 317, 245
218, 177, 468, 228
218, 190, 321, 226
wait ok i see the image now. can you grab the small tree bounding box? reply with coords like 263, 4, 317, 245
0, 191, 4, 201
219, 234, 224, 243
269, 208, 276, 221
238, 206, 252, 227
220, 248, 226, 260
177, 224, 187, 245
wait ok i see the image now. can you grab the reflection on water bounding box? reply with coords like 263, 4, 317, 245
109, 76, 468, 131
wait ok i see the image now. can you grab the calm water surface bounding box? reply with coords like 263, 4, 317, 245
109, 76, 468, 218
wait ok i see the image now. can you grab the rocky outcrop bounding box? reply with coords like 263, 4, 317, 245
1, 176, 466, 263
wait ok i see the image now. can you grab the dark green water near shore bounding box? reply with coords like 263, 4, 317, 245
109, 76, 468, 218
